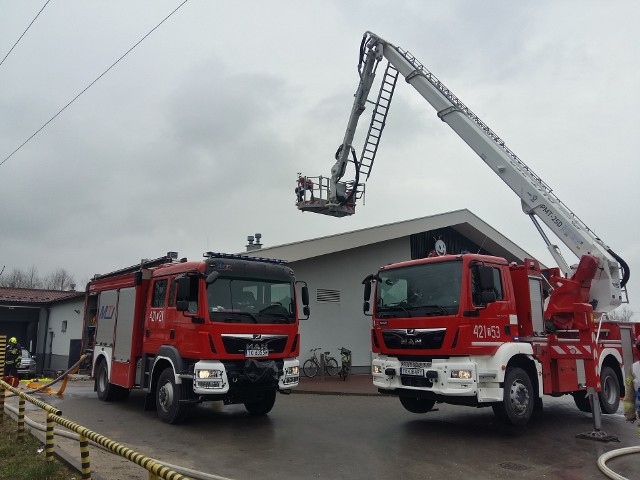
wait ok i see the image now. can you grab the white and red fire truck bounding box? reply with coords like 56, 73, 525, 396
83, 252, 309, 424
297, 32, 633, 426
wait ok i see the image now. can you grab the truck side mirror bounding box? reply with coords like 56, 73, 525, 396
176, 277, 191, 301
478, 266, 496, 291
477, 266, 497, 305
363, 301, 370, 313
296, 281, 310, 320
362, 274, 374, 316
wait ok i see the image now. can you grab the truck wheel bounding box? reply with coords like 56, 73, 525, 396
493, 367, 534, 426
156, 368, 190, 424
572, 391, 592, 413
95, 359, 130, 402
244, 389, 277, 416
598, 366, 620, 414
303, 359, 318, 378
96, 360, 116, 401
399, 396, 436, 413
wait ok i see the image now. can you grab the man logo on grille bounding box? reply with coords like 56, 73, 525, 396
253, 334, 262, 340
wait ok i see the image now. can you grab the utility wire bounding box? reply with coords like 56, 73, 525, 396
0, 0, 53, 68
0, 0, 189, 168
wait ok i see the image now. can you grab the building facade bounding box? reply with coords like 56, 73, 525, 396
246, 209, 537, 373
0, 288, 84, 375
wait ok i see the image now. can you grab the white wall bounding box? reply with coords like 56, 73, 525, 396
47, 298, 84, 371
291, 237, 410, 370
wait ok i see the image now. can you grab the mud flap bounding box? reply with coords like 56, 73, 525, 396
143, 392, 155, 411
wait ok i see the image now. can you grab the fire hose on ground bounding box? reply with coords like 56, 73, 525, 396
597, 446, 640, 480
4, 353, 92, 397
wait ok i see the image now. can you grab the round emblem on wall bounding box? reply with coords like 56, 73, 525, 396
435, 239, 447, 256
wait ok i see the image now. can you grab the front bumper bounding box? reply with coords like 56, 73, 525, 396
191, 358, 299, 395
372, 355, 478, 398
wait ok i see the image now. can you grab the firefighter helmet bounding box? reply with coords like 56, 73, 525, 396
9, 337, 17, 344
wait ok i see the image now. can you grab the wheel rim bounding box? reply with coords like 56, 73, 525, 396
98, 367, 107, 392
158, 381, 174, 413
508, 379, 530, 416
601, 374, 616, 405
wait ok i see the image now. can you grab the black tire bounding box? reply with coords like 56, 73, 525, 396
571, 366, 621, 414
572, 391, 592, 413
244, 389, 277, 416
339, 366, 348, 381
325, 358, 339, 376
96, 360, 116, 401
156, 367, 190, 424
492, 367, 534, 426
303, 359, 318, 378
598, 366, 620, 414
399, 396, 436, 413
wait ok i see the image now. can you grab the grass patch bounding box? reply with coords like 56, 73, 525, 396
0, 416, 79, 480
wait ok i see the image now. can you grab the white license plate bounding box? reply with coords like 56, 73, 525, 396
245, 349, 269, 358
400, 367, 424, 376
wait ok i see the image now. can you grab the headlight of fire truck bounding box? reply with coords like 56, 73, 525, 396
279, 360, 300, 386
450, 370, 472, 380
194, 368, 225, 389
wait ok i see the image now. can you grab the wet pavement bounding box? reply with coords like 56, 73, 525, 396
3, 375, 639, 480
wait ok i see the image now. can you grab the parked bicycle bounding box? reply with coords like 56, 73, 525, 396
303, 348, 339, 378
338, 347, 352, 381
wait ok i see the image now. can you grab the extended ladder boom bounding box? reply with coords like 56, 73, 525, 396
298, 31, 629, 313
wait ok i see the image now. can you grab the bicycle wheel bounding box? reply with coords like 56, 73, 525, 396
303, 359, 318, 378
325, 357, 339, 376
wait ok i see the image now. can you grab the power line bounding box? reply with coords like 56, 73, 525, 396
0, 0, 189, 169
0, 0, 53, 68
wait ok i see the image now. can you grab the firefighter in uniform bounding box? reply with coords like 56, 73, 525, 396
3, 336, 22, 377
624, 340, 640, 426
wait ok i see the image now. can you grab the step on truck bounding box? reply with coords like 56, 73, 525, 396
82, 252, 309, 424
298, 31, 633, 426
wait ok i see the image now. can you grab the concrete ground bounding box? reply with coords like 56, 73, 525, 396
2, 375, 639, 480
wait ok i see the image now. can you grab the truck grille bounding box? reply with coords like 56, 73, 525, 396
382, 328, 445, 350
221, 334, 288, 354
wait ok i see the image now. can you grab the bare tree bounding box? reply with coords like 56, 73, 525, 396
25, 265, 43, 288
43, 268, 75, 291
0, 268, 28, 287
607, 306, 634, 322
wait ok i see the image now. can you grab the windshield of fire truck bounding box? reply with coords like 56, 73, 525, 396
207, 278, 295, 324
376, 260, 463, 318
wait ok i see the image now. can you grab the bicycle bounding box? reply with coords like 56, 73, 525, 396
338, 347, 351, 381
302, 348, 339, 378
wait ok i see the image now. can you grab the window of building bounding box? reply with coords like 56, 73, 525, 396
61, 320, 67, 332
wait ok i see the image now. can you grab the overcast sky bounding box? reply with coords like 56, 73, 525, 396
1, 1, 638, 318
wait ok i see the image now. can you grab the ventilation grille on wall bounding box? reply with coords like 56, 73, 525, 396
316, 288, 340, 303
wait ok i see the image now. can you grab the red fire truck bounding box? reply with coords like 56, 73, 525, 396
298, 32, 634, 427
83, 252, 309, 424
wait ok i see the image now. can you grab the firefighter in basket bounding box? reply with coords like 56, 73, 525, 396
295, 175, 314, 203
